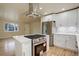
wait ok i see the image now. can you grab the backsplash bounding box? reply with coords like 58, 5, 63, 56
56, 26, 77, 33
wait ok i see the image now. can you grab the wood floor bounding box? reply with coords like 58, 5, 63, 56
0, 38, 78, 56
0, 38, 15, 56
46, 47, 78, 56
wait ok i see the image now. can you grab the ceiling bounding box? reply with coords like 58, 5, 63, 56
0, 3, 79, 15
39, 3, 79, 15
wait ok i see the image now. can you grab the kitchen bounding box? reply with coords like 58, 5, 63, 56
0, 3, 79, 56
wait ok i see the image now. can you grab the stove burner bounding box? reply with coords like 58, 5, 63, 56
24, 34, 45, 39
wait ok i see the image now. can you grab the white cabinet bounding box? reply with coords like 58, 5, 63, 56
76, 35, 79, 55
54, 34, 66, 48
13, 36, 32, 56
55, 9, 77, 27
56, 13, 67, 27
54, 34, 77, 51
66, 35, 77, 51
77, 8, 79, 27
66, 9, 77, 26
77, 8, 79, 33
42, 9, 77, 27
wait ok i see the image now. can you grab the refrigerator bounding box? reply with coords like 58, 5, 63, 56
42, 21, 56, 46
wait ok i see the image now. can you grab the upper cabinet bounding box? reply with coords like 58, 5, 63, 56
55, 9, 77, 27
66, 9, 77, 27
42, 9, 78, 27
77, 8, 79, 33
55, 13, 67, 27
77, 8, 79, 27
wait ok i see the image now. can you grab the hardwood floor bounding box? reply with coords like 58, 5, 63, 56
0, 38, 15, 56
46, 47, 78, 56
0, 38, 78, 56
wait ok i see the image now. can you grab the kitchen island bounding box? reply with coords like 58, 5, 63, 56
13, 34, 49, 56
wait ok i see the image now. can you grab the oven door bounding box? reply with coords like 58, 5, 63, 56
34, 42, 47, 56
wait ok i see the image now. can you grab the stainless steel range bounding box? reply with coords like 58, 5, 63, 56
24, 34, 47, 56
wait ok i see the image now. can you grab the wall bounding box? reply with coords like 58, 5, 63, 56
25, 23, 30, 34
29, 17, 42, 34
0, 9, 25, 38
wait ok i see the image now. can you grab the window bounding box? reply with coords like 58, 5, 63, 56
4, 23, 19, 32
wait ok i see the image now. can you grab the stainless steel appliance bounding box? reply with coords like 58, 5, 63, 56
24, 34, 47, 56
42, 21, 56, 46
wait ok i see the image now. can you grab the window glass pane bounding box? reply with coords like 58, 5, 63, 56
4, 23, 19, 32
8, 24, 14, 31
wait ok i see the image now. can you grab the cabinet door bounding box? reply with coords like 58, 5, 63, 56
54, 34, 66, 48
56, 13, 67, 27
66, 9, 77, 26
66, 35, 77, 51
56, 9, 77, 27
77, 8, 79, 33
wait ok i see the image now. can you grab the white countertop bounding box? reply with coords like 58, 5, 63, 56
54, 32, 79, 35
13, 34, 48, 43
13, 35, 31, 43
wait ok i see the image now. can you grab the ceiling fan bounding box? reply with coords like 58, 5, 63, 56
24, 3, 42, 17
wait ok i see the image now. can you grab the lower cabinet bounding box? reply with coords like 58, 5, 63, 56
54, 34, 77, 51
66, 35, 77, 51
54, 34, 66, 48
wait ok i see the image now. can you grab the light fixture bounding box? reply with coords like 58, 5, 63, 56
62, 8, 65, 11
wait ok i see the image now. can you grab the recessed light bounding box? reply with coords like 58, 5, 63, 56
40, 7, 42, 10
62, 8, 65, 11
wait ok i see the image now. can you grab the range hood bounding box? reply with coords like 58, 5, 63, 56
25, 3, 42, 17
